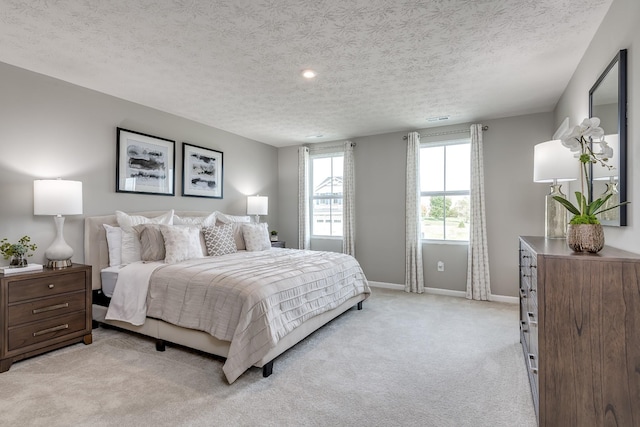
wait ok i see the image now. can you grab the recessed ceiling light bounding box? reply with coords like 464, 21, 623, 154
427, 116, 450, 122
306, 134, 324, 139
302, 69, 317, 79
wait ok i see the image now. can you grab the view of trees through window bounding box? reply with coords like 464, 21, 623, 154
420, 141, 470, 241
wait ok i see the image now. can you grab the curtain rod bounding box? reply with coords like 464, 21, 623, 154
307, 141, 356, 151
402, 125, 489, 140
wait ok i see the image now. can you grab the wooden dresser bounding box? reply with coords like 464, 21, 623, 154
519, 236, 640, 426
0, 263, 92, 372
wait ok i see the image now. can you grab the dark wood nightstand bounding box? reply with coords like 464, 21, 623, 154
0, 263, 92, 372
270, 241, 285, 248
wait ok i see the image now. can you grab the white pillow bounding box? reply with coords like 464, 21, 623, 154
241, 223, 271, 252
216, 212, 251, 250
103, 224, 122, 267
173, 212, 216, 227
116, 210, 174, 264
160, 225, 204, 264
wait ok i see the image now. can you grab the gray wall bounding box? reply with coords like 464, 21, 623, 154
554, 0, 639, 254
278, 112, 553, 297
0, 62, 278, 265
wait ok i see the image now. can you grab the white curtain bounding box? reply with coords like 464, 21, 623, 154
467, 124, 491, 300
298, 146, 310, 250
342, 141, 356, 256
405, 132, 424, 293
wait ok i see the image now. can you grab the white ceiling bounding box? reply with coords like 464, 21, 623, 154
0, 0, 613, 147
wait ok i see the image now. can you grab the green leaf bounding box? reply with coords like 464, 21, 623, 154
586, 195, 612, 215
552, 196, 581, 215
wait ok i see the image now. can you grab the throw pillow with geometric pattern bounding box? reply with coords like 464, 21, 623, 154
203, 223, 237, 256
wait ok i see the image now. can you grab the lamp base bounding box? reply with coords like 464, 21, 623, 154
545, 183, 568, 239
47, 259, 72, 269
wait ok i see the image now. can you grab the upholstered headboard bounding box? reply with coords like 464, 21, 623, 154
84, 211, 212, 290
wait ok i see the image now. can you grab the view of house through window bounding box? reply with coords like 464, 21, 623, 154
310, 154, 343, 237
420, 140, 470, 241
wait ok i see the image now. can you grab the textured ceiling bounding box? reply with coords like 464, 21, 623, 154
0, 0, 613, 147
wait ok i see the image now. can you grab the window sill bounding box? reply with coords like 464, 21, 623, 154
421, 240, 469, 246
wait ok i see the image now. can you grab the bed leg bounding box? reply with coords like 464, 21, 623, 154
263, 361, 273, 377
92, 320, 100, 329
357, 301, 363, 310
155, 340, 166, 352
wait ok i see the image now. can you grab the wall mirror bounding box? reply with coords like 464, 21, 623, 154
589, 49, 627, 226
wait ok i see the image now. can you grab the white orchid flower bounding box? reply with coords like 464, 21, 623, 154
552, 116, 628, 223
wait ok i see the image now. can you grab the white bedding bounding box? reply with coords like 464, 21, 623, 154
105, 262, 163, 325
105, 248, 370, 383
100, 265, 125, 298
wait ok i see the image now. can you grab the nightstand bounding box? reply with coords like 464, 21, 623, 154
0, 263, 92, 372
271, 241, 285, 248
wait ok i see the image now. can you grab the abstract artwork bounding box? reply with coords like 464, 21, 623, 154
182, 143, 223, 199
116, 128, 175, 196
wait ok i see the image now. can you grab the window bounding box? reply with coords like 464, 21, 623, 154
310, 154, 343, 237
420, 140, 470, 241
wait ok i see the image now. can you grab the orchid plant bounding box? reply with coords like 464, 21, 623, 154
552, 117, 628, 224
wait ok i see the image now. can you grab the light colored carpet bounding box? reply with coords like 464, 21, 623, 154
0, 288, 537, 427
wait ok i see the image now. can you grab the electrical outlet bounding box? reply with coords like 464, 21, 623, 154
437, 261, 445, 272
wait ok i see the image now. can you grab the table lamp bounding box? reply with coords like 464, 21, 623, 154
533, 140, 578, 238
34, 179, 83, 268
247, 195, 268, 223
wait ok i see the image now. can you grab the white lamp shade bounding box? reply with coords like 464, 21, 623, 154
34, 180, 83, 215
247, 196, 268, 216
592, 134, 618, 180
533, 140, 579, 183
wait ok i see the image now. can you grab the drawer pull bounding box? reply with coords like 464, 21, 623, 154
32, 324, 69, 337
32, 302, 69, 315
528, 353, 538, 375
520, 320, 529, 333
527, 311, 538, 327
48, 284, 55, 289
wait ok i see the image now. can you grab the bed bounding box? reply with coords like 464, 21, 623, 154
84, 210, 370, 383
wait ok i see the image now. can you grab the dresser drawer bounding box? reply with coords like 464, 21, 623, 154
8, 271, 85, 303
8, 291, 86, 327
8, 311, 87, 352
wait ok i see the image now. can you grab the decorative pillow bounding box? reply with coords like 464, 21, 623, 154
116, 210, 174, 264
203, 224, 237, 256
133, 224, 165, 262
173, 212, 216, 227
216, 212, 251, 250
174, 213, 215, 254
241, 223, 271, 252
103, 224, 122, 267
160, 225, 204, 264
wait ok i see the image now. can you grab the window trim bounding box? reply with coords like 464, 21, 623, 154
419, 138, 471, 242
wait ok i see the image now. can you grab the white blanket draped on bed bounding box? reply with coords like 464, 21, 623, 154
106, 249, 370, 383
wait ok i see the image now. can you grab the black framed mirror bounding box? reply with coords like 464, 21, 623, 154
589, 49, 627, 226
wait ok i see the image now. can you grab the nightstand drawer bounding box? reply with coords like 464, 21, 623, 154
8, 292, 86, 327
8, 271, 85, 303
8, 311, 86, 352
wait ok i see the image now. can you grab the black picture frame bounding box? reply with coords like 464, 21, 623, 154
182, 142, 223, 199
116, 128, 175, 196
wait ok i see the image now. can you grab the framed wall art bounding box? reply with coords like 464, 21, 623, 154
182, 142, 223, 199
116, 128, 175, 196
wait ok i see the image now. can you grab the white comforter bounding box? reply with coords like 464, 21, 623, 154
106, 249, 370, 383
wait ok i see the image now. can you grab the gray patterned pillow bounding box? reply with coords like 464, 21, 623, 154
241, 223, 271, 251
203, 224, 237, 256
133, 224, 166, 261
159, 225, 204, 264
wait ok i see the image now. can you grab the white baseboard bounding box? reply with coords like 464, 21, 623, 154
368, 281, 518, 304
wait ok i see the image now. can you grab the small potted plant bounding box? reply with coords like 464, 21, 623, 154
270, 230, 278, 242
0, 236, 37, 267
